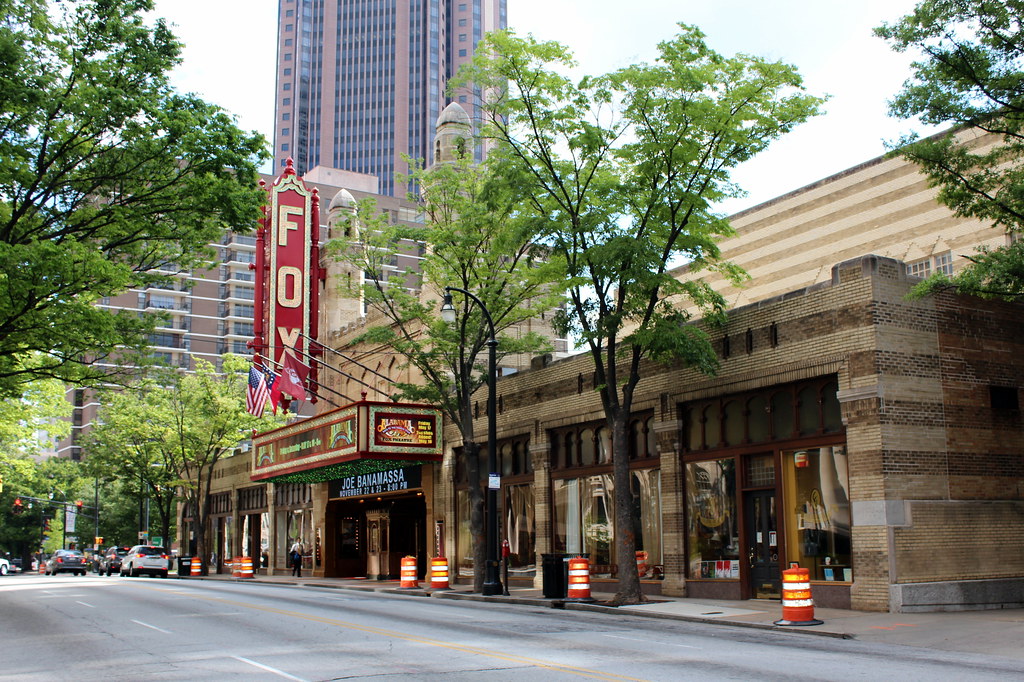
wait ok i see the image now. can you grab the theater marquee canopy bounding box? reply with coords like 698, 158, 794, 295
251, 398, 442, 484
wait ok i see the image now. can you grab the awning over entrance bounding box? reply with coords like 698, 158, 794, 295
251, 398, 442, 484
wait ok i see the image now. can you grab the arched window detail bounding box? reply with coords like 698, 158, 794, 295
797, 386, 819, 436
579, 428, 596, 466
679, 376, 843, 451
596, 427, 611, 464
823, 379, 842, 432
747, 396, 769, 443
645, 418, 657, 457
704, 404, 722, 448
771, 391, 794, 440
723, 400, 744, 446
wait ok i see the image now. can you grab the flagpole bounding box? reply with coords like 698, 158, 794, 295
262, 355, 354, 404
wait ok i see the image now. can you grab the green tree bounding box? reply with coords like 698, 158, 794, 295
0, 374, 72, 563
86, 356, 284, 570
876, 0, 1024, 298
456, 26, 823, 603
0, 0, 268, 398
83, 387, 179, 552
325, 154, 563, 591
0, 455, 91, 565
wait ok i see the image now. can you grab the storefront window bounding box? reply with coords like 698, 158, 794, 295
686, 458, 740, 579
631, 469, 662, 577
783, 446, 851, 581
580, 474, 613, 568
554, 469, 661, 577
279, 508, 313, 570
503, 484, 536, 577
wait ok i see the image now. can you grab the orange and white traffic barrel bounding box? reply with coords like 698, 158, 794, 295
636, 550, 649, 578
231, 557, 241, 578
566, 556, 594, 601
429, 557, 450, 590
774, 567, 823, 626
190, 557, 203, 576
399, 556, 419, 588
237, 556, 254, 579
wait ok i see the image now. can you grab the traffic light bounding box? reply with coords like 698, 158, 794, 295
12, 497, 23, 514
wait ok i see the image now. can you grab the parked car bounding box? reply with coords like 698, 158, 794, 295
11, 558, 23, 573
45, 549, 88, 576
99, 546, 131, 576
0, 557, 10, 576
120, 545, 169, 578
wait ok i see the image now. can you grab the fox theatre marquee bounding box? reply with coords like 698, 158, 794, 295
251, 398, 444, 578
251, 398, 443, 483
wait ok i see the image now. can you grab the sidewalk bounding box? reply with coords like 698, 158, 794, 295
179, 572, 1024, 660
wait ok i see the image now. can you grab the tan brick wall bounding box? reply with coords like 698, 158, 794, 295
894, 501, 1024, 582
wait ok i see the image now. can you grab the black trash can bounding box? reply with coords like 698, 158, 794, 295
177, 556, 191, 576
541, 554, 567, 599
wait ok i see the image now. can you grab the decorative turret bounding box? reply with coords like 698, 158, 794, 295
432, 102, 472, 165
327, 188, 357, 239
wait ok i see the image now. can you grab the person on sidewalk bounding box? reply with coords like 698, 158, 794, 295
290, 541, 303, 577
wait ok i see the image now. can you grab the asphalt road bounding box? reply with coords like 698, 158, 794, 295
2, 573, 1023, 681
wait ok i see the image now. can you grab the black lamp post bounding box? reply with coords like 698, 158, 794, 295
440, 286, 502, 596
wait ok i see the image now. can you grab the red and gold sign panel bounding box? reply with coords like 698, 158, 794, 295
251, 400, 442, 481
267, 171, 313, 368
369, 404, 439, 454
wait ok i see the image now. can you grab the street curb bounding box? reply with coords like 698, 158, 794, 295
563, 602, 854, 639
175, 575, 855, 639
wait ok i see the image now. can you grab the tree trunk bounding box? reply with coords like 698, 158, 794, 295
465, 440, 486, 593
610, 408, 644, 605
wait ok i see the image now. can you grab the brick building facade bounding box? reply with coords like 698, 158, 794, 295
198, 128, 1023, 612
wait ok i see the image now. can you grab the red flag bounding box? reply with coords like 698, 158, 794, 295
278, 351, 309, 401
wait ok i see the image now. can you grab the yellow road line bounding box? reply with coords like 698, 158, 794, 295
132, 583, 645, 681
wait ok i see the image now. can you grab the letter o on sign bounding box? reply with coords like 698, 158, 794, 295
277, 266, 303, 308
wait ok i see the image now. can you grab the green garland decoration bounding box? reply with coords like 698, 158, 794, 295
269, 459, 431, 484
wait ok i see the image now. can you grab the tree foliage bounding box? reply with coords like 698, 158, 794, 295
0, 0, 269, 397
84, 355, 284, 569
455, 26, 823, 603
877, 0, 1024, 298
0, 455, 96, 565
324, 154, 563, 590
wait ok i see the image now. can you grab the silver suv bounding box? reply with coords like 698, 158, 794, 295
120, 545, 169, 578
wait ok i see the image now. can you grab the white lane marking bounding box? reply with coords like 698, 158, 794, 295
75, 601, 94, 608
231, 655, 308, 681
131, 619, 173, 634
602, 633, 699, 649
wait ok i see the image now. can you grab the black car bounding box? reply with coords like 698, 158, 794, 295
44, 549, 88, 576
99, 546, 131, 576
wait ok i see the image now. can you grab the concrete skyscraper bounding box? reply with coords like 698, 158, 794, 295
273, 0, 506, 196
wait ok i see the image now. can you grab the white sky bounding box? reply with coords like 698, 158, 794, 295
152, 0, 927, 214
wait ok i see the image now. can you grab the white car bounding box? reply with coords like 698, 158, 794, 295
0, 557, 9, 576
120, 545, 169, 578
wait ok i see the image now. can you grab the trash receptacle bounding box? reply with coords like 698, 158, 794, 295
177, 556, 191, 576
541, 554, 566, 598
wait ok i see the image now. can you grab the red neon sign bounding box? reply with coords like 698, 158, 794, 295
251, 159, 322, 399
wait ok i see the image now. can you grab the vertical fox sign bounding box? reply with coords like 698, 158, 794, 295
251, 158, 322, 402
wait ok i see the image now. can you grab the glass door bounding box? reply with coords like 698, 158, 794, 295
745, 489, 780, 598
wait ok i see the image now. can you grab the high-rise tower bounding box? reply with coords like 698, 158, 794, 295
273, 0, 506, 196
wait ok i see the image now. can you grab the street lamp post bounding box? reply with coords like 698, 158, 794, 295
440, 286, 502, 596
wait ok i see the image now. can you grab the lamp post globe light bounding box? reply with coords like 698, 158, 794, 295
441, 287, 502, 596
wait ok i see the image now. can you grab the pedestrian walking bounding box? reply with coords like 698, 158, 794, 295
290, 541, 303, 577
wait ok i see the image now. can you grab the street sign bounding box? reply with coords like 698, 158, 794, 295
138, 531, 149, 541
151, 536, 163, 547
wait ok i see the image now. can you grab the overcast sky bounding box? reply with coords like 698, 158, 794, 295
151, 0, 927, 214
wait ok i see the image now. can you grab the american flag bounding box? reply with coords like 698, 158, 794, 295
246, 365, 272, 417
